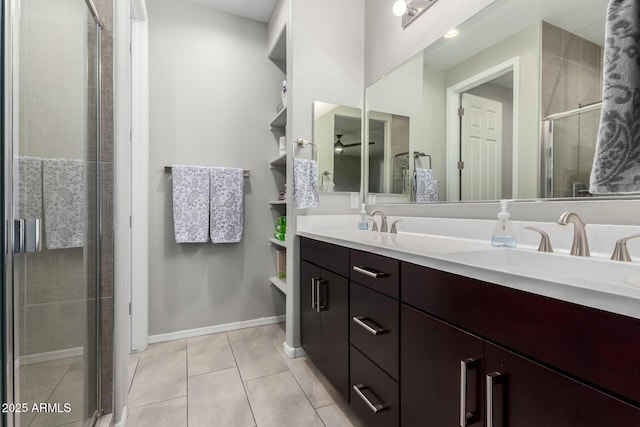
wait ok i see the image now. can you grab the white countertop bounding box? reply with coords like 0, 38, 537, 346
297, 220, 640, 320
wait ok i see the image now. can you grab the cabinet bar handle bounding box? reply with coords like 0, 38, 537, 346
311, 278, 317, 309
486, 371, 502, 427
316, 279, 326, 312
352, 316, 385, 335
460, 358, 475, 427
352, 384, 385, 413
352, 265, 386, 278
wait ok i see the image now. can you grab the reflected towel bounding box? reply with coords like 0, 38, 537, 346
590, 0, 640, 193
42, 159, 84, 249
18, 156, 43, 219
414, 168, 439, 203
210, 167, 244, 243
172, 165, 210, 243
293, 159, 320, 209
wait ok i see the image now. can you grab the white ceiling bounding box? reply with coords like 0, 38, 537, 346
178, 0, 279, 23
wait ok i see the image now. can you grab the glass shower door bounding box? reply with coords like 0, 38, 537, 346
10, 1, 100, 425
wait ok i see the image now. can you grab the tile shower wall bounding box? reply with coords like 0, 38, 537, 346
541, 21, 603, 197
541, 21, 603, 118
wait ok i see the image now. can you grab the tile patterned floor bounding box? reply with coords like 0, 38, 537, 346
127, 323, 362, 427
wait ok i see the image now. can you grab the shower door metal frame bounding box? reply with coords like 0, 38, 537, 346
2, 0, 105, 425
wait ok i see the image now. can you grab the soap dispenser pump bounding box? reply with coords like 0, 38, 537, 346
357, 204, 369, 230
492, 200, 516, 248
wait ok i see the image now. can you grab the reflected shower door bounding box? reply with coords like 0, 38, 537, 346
12, 0, 99, 425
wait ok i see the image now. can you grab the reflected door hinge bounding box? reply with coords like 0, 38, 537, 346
129, 216, 132, 228
129, 302, 132, 315
457, 161, 465, 170
458, 107, 465, 117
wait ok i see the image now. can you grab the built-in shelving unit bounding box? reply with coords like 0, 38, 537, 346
269, 237, 287, 248
269, 276, 287, 294
268, 24, 288, 296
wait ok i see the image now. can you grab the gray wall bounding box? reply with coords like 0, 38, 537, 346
148, 0, 285, 336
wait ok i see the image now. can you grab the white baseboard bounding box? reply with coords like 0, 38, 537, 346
148, 315, 286, 344
283, 341, 305, 358
17, 346, 84, 367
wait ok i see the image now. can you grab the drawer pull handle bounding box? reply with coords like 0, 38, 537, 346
486, 371, 502, 427
352, 316, 385, 335
460, 358, 476, 427
353, 265, 386, 278
352, 384, 385, 413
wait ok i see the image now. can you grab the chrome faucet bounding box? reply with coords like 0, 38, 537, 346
370, 210, 388, 233
557, 212, 590, 256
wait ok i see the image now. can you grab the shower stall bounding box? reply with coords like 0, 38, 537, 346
543, 103, 602, 198
3, 0, 107, 425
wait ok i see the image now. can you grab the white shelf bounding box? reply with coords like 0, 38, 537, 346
269, 276, 287, 294
269, 107, 287, 131
270, 154, 287, 167
269, 200, 286, 208
269, 238, 287, 248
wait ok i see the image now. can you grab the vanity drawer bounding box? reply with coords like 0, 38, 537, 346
350, 346, 399, 427
350, 250, 399, 299
300, 237, 349, 277
350, 282, 399, 380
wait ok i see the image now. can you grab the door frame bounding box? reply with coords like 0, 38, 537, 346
445, 57, 520, 201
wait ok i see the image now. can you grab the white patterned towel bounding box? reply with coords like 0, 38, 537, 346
210, 167, 244, 243
414, 168, 439, 203
18, 156, 43, 219
293, 159, 320, 209
42, 159, 85, 249
172, 165, 210, 243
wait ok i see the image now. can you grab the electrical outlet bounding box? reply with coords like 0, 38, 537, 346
350, 193, 359, 209
367, 194, 377, 205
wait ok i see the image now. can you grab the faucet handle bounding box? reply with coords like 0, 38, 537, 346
611, 233, 640, 262
524, 226, 553, 253
390, 220, 402, 234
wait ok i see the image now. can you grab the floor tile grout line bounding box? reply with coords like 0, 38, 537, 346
127, 395, 187, 411
226, 331, 258, 427
128, 356, 140, 394
185, 341, 189, 427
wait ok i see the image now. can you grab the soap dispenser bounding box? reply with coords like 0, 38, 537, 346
357, 204, 369, 230
491, 200, 516, 248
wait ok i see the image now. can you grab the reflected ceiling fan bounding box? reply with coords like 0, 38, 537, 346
334, 134, 374, 154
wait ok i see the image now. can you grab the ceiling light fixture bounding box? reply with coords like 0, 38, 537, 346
392, 0, 408, 17
444, 28, 459, 39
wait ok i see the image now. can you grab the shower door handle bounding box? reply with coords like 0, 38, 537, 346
14, 218, 41, 253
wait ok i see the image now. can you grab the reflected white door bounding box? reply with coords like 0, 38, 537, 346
460, 93, 503, 201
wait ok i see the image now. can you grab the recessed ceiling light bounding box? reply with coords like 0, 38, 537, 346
444, 28, 460, 39
392, 0, 408, 17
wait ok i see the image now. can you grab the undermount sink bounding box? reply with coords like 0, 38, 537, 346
446, 248, 640, 296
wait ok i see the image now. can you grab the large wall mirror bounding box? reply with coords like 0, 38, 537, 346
313, 101, 362, 192
365, 0, 619, 203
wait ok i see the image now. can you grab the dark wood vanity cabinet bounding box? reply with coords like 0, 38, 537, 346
299, 237, 640, 426
402, 261, 640, 426
299, 238, 350, 400
401, 305, 484, 426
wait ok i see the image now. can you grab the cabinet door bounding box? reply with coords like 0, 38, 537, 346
485, 342, 640, 427
319, 269, 349, 400
401, 305, 484, 427
300, 260, 322, 364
